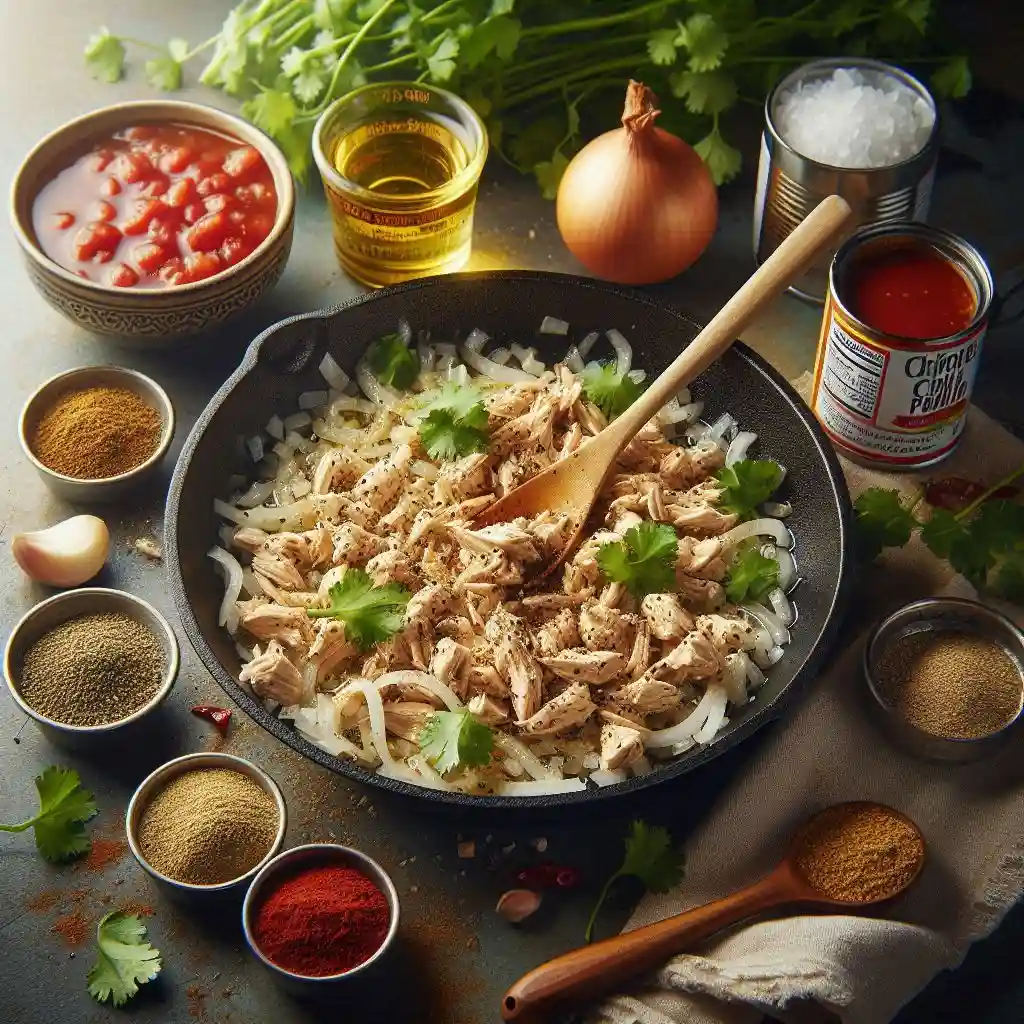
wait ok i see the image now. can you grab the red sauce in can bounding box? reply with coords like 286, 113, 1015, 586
847, 246, 977, 340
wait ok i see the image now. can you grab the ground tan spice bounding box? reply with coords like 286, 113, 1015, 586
793, 803, 924, 902
137, 768, 278, 885
876, 630, 1023, 739
30, 386, 161, 479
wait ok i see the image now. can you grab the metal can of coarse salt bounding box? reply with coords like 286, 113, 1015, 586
810, 223, 994, 470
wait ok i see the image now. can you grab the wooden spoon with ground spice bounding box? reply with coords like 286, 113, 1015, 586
501, 802, 925, 1022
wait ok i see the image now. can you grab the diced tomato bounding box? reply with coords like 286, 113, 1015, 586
93, 249, 115, 264
243, 213, 273, 246
53, 212, 76, 230
109, 263, 140, 287
197, 173, 231, 197
72, 221, 123, 261
134, 242, 169, 274
92, 201, 117, 223
101, 176, 122, 196
159, 257, 187, 286
165, 178, 197, 208
183, 252, 223, 283
203, 193, 235, 214
123, 199, 168, 236
125, 126, 159, 142
114, 150, 153, 184
220, 236, 253, 267
159, 146, 195, 174
139, 175, 170, 198
89, 149, 115, 172
186, 211, 229, 253
146, 216, 179, 249
222, 146, 262, 179
229, 210, 246, 227
235, 182, 273, 208
183, 202, 205, 225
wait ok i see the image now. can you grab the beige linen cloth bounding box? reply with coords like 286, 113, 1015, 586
586, 382, 1024, 1024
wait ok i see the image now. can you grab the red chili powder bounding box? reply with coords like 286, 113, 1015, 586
252, 864, 390, 976
51, 910, 89, 947
77, 837, 127, 873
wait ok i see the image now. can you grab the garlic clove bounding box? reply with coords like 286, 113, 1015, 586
496, 888, 542, 924
12, 515, 110, 587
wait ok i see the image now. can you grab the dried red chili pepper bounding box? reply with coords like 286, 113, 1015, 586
191, 704, 231, 734
515, 863, 580, 890
925, 477, 1019, 512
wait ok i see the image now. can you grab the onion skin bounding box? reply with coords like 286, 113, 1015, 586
556, 80, 718, 285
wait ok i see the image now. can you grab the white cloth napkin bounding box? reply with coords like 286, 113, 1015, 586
585, 396, 1024, 1024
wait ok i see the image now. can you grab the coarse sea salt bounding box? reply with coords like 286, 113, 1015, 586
775, 67, 935, 169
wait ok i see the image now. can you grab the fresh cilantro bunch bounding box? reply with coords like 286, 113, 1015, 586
368, 332, 418, 390
585, 820, 684, 942
582, 362, 646, 421
418, 383, 490, 461
418, 710, 494, 775
87, 912, 162, 1007
307, 570, 410, 649
597, 522, 678, 599
85, 2, 968, 191
725, 542, 779, 603
0, 766, 97, 862
715, 459, 785, 519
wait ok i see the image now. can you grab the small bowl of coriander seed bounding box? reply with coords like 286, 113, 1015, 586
20, 364, 175, 503
864, 597, 1024, 762
4, 587, 179, 747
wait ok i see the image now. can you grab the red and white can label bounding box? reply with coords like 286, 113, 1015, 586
811, 300, 985, 466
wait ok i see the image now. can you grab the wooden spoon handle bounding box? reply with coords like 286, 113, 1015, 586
607, 194, 852, 446
500, 870, 794, 1022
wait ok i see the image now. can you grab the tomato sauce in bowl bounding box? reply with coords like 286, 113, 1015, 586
32, 123, 278, 289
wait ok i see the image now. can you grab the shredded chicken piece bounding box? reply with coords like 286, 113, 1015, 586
541, 649, 627, 685
429, 637, 472, 697
641, 593, 695, 643
239, 604, 312, 650
600, 722, 646, 770
579, 602, 633, 654
251, 552, 306, 590
624, 621, 652, 680
533, 608, 581, 658
240, 641, 307, 705
332, 522, 386, 566
308, 620, 358, 683
313, 449, 368, 495
517, 682, 596, 734
435, 453, 492, 503
467, 693, 510, 725
487, 608, 543, 721
403, 584, 451, 669
609, 677, 681, 715
654, 631, 723, 683
467, 664, 509, 699
352, 443, 412, 512
232, 527, 269, 553
697, 614, 755, 652
382, 701, 434, 742
449, 522, 541, 563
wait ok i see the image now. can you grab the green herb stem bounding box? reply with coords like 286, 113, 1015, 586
502, 33, 651, 81
0, 818, 36, 832
584, 872, 622, 943
500, 56, 647, 109
956, 463, 1024, 521
116, 36, 167, 53
520, 0, 679, 40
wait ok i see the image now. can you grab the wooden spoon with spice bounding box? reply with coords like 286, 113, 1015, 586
501, 802, 925, 1023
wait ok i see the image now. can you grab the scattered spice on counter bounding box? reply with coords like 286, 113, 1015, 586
52, 910, 90, 947
137, 768, 278, 885
29, 386, 162, 479
252, 864, 390, 976
19, 613, 164, 727
792, 803, 924, 902
26, 890, 62, 912
191, 704, 232, 735
79, 837, 127, 873
875, 630, 1023, 740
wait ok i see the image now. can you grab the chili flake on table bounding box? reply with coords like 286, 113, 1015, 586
32, 123, 277, 288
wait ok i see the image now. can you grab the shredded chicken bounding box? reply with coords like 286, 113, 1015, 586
517, 682, 596, 734
239, 641, 307, 705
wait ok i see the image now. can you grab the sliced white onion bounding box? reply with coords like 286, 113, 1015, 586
607, 328, 632, 375
721, 654, 748, 705
435, 354, 457, 374
510, 344, 546, 376
465, 328, 490, 353
234, 641, 253, 663
726, 430, 757, 466
395, 318, 412, 346
328, 395, 378, 416
737, 651, 765, 689
488, 347, 511, 365
213, 496, 316, 533
564, 345, 584, 373
298, 389, 328, 410
353, 681, 416, 778
590, 768, 628, 787
695, 685, 728, 743
246, 434, 264, 463
539, 315, 569, 335
765, 645, 785, 666
743, 603, 791, 646
762, 500, 792, 518
676, 386, 691, 404
767, 587, 794, 626
496, 778, 587, 796
291, 478, 311, 498
355, 360, 399, 407
626, 368, 646, 384
720, 518, 792, 549
410, 460, 439, 480
218, 524, 235, 549
373, 670, 463, 711
776, 548, 797, 591
265, 415, 285, 441
418, 337, 435, 374
577, 330, 600, 358
235, 479, 276, 509
461, 345, 536, 382
319, 351, 350, 391
707, 413, 736, 446
407, 753, 457, 790
685, 422, 710, 443
207, 546, 243, 634
241, 568, 261, 598
284, 430, 313, 454
661, 400, 704, 425
449, 363, 470, 386
645, 686, 721, 749
435, 342, 457, 357
284, 411, 311, 432
314, 423, 368, 445
493, 733, 558, 780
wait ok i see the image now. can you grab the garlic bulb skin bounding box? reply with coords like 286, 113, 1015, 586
12, 515, 110, 587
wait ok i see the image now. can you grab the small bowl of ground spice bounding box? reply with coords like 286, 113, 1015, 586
126, 752, 286, 901
864, 597, 1024, 762
20, 364, 174, 502
242, 843, 400, 993
4, 587, 179, 746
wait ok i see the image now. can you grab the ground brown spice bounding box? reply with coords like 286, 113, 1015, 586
77, 837, 127, 873
51, 910, 89, 947
26, 890, 62, 912
30, 386, 161, 479
793, 803, 924, 903
876, 630, 1023, 739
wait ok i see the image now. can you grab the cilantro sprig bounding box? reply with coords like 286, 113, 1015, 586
582, 362, 646, 421
597, 522, 678, 599
585, 820, 684, 942
367, 332, 418, 390
725, 543, 779, 604
418, 710, 494, 775
418, 383, 490, 461
87, 912, 162, 1007
0, 766, 97, 862
307, 570, 411, 650
715, 459, 785, 519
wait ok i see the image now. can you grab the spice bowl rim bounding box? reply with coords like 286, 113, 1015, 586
863, 596, 1024, 760
19, 363, 176, 489
126, 751, 287, 895
4, 586, 180, 736
241, 842, 401, 984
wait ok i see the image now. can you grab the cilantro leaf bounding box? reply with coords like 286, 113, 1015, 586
669, 71, 738, 115
585, 820, 684, 942
675, 13, 728, 73
932, 55, 972, 99
306, 571, 411, 650
694, 127, 742, 185
647, 28, 678, 67
855, 488, 918, 561
146, 55, 183, 92
242, 88, 299, 138
919, 507, 968, 560
533, 151, 570, 200
715, 459, 785, 519
294, 66, 327, 104
87, 912, 162, 1007
418, 383, 490, 461
418, 710, 494, 774
367, 332, 418, 389
84, 28, 125, 83
461, 15, 521, 68
597, 522, 678, 599
581, 362, 646, 421
0, 765, 97, 862
426, 30, 459, 82
995, 553, 1024, 604
726, 543, 779, 604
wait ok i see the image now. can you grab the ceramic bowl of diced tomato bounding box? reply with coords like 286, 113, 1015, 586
10, 100, 295, 345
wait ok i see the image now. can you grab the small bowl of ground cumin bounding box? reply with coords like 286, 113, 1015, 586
864, 597, 1024, 761
4, 587, 179, 746
20, 364, 174, 502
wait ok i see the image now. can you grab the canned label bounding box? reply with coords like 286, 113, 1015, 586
811, 299, 985, 465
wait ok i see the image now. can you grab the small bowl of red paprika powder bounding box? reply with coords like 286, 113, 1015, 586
242, 843, 399, 992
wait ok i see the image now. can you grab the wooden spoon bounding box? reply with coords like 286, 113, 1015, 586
472, 194, 852, 577
500, 802, 925, 1023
